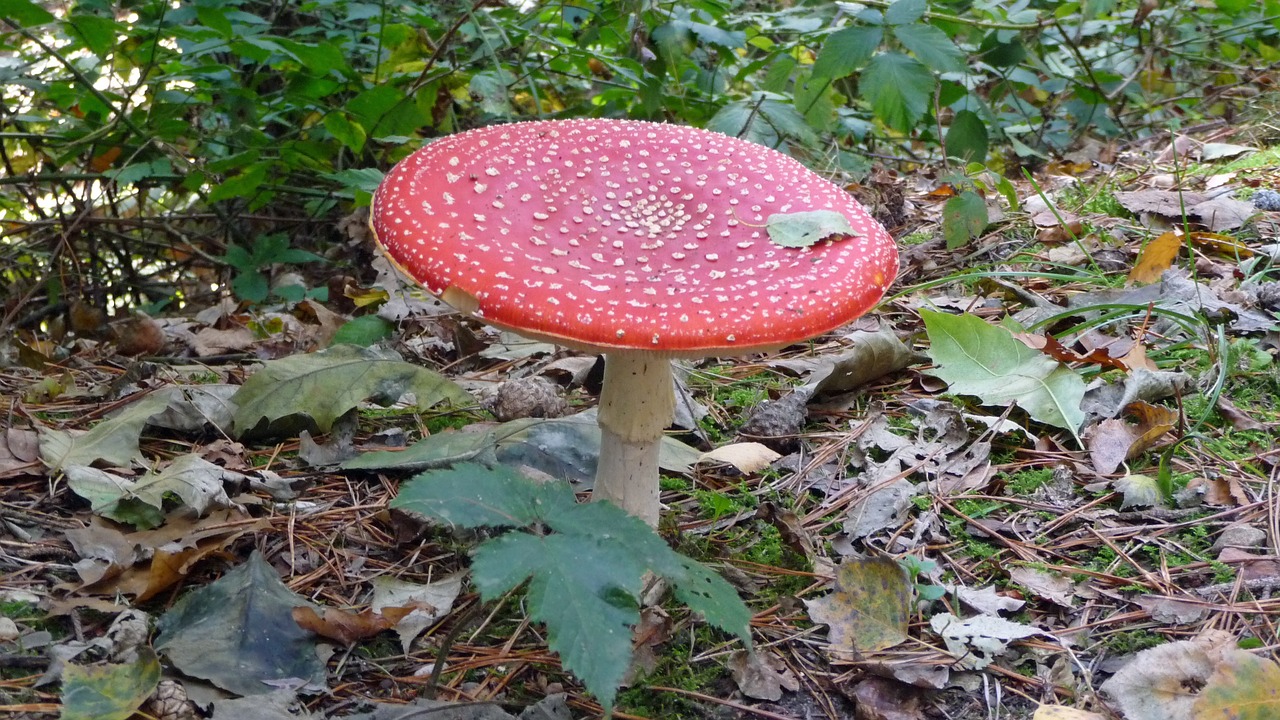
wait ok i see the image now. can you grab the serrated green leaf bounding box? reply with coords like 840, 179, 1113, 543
391, 463, 575, 528
406, 466, 751, 710
767, 210, 856, 248
68, 14, 119, 57
61, 648, 161, 720
893, 23, 966, 73
230, 344, 470, 437
922, 310, 1085, 435
323, 167, 385, 194
884, 0, 927, 25
860, 52, 934, 133
942, 190, 988, 248
472, 531, 644, 710
812, 25, 882, 80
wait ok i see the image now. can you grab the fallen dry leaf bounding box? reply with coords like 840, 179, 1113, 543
292, 606, 414, 646
1008, 567, 1076, 608
1087, 401, 1179, 474
697, 442, 781, 473
1191, 650, 1280, 720
805, 557, 911, 655
727, 650, 799, 701
1217, 548, 1280, 582
1014, 332, 1129, 370
848, 676, 925, 720
1129, 231, 1183, 284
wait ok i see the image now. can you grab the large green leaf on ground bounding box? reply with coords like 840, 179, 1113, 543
859, 52, 934, 132
60, 648, 161, 720
922, 310, 1085, 435
156, 551, 325, 696
65, 454, 236, 529
38, 392, 171, 472
231, 344, 470, 437
395, 463, 751, 711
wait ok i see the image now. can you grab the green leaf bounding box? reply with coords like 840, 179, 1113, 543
209, 162, 269, 202
472, 531, 643, 710
38, 392, 171, 471
860, 52, 934, 133
230, 344, 470, 437
811, 25, 882, 80
323, 167, 385, 195
884, 0, 928, 25
942, 190, 988, 248
324, 112, 367, 154
767, 210, 856, 248
231, 271, 269, 303
397, 465, 751, 711
330, 315, 394, 347
61, 648, 161, 720
0, 0, 55, 25
391, 462, 576, 528
156, 551, 325, 695
922, 310, 1086, 435
893, 23, 965, 73
68, 14, 120, 57
65, 454, 233, 528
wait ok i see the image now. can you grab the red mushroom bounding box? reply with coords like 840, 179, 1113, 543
370, 119, 897, 525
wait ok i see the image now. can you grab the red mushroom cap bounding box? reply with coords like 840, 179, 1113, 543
370, 119, 897, 356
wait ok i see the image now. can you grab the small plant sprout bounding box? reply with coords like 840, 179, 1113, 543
370, 119, 898, 524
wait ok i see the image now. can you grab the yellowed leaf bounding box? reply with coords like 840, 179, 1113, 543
804, 557, 910, 654
1192, 651, 1280, 720
1129, 231, 1183, 284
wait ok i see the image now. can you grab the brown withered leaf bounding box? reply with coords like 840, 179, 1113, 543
292, 605, 415, 645
756, 501, 815, 559
804, 557, 910, 655
1128, 231, 1183, 284
1214, 396, 1266, 431
1014, 332, 1128, 370
1217, 548, 1280, 582
1087, 401, 1178, 474
1120, 341, 1159, 371
848, 676, 925, 720
66, 509, 269, 601
0, 427, 40, 478
1192, 475, 1250, 507
728, 650, 800, 701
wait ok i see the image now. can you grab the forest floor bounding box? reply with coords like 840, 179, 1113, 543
3, 122, 1280, 720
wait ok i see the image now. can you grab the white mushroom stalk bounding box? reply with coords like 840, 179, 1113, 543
369, 118, 898, 525
594, 351, 676, 526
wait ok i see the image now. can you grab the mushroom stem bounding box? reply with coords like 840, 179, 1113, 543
593, 351, 676, 526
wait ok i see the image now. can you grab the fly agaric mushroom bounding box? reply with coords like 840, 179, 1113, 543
370, 119, 897, 525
